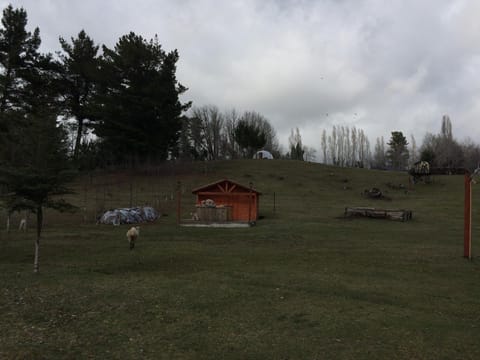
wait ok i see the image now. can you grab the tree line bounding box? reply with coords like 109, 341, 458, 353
179, 106, 281, 161
1, 5, 478, 174
368, 115, 480, 171
317, 115, 480, 172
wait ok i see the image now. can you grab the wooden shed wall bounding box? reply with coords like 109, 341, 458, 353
196, 193, 258, 221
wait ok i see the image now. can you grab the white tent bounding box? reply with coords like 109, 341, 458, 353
253, 150, 274, 159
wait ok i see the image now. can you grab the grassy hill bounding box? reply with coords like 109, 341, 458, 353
1, 160, 480, 359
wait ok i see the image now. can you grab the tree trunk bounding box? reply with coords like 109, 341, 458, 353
73, 118, 84, 161
34, 206, 43, 274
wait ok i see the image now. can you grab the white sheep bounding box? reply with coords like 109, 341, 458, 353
201, 199, 216, 207
18, 218, 26, 232
126, 226, 140, 250
190, 212, 199, 221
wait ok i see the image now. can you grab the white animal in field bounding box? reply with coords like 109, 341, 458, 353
18, 218, 26, 231
126, 226, 140, 250
190, 212, 199, 221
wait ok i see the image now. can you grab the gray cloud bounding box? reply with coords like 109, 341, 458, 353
3, 0, 480, 156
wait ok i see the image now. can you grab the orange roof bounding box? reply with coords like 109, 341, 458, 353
192, 179, 261, 195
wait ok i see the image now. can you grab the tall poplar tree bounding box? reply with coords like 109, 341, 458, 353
288, 127, 305, 161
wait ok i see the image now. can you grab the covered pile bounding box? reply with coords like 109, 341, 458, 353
99, 207, 158, 225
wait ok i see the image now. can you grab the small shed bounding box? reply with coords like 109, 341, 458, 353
192, 179, 261, 222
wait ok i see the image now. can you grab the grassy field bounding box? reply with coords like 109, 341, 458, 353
1, 159, 480, 359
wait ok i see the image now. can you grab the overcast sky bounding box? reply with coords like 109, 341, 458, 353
3, 0, 480, 157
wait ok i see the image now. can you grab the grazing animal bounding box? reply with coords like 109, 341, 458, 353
409, 161, 431, 184
190, 212, 199, 221
18, 218, 26, 232
126, 226, 140, 250
413, 161, 430, 175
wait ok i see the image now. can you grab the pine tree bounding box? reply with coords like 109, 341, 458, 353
95, 33, 190, 165
0, 5, 41, 161
58, 30, 100, 161
240, 111, 279, 156
0, 5, 40, 113
0, 5, 76, 273
234, 118, 267, 158
386, 131, 409, 170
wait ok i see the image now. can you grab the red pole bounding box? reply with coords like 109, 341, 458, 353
464, 173, 472, 259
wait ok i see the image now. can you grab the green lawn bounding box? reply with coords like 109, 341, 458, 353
1, 160, 480, 359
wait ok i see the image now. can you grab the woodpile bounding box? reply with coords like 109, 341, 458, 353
344, 207, 412, 221
363, 187, 383, 199
385, 182, 406, 190
362, 187, 391, 200
196, 205, 232, 222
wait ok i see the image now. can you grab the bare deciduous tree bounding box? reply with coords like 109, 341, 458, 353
409, 134, 418, 167
191, 105, 224, 160
420, 116, 464, 168
288, 127, 304, 160
223, 108, 239, 159
322, 125, 370, 167
321, 129, 327, 164
373, 136, 386, 169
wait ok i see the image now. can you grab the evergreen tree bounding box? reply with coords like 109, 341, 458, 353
95, 32, 190, 165
58, 30, 100, 161
240, 111, 280, 157
0, 5, 76, 273
158, 49, 191, 157
0, 5, 41, 161
386, 131, 409, 170
0, 113, 76, 274
234, 118, 267, 158
0, 5, 40, 113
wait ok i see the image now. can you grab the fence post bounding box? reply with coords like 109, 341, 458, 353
248, 182, 253, 224
177, 181, 181, 225
273, 191, 276, 215
464, 172, 472, 259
